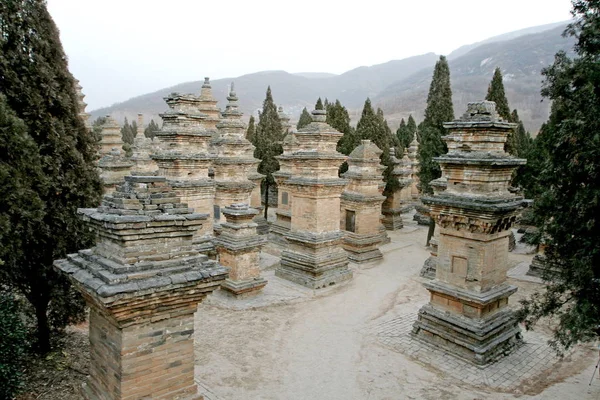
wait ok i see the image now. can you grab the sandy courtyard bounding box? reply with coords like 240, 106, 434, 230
194, 217, 600, 400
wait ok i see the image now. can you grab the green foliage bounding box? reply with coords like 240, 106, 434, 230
315, 97, 324, 110
121, 117, 136, 145
0, 290, 28, 399
417, 55, 454, 194
516, 0, 600, 351
353, 99, 399, 194
252, 86, 284, 217
396, 115, 417, 150
246, 115, 256, 143
297, 107, 312, 130
144, 119, 160, 139
485, 67, 512, 121
0, 0, 103, 352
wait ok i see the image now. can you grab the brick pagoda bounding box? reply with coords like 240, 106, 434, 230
97, 116, 133, 194
54, 175, 227, 399
340, 140, 387, 263
412, 101, 526, 365
215, 203, 267, 296
275, 106, 352, 288
152, 92, 216, 255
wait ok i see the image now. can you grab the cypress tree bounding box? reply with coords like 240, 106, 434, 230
396, 118, 414, 149
406, 114, 417, 143
516, 0, 600, 351
144, 118, 160, 139
121, 117, 135, 145
485, 67, 512, 121
417, 55, 454, 194
0, 0, 103, 352
297, 107, 312, 130
246, 115, 256, 142
252, 86, 284, 218
315, 97, 324, 110
355, 99, 398, 194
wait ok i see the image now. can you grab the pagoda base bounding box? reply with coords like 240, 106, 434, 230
382, 207, 404, 230
276, 231, 352, 289
527, 254, 548, 278
253, 214, 269, 235
343, 232, 384, 264
221, 277, 267, 296
412, 281, 522, 365
420, 256, 437, 279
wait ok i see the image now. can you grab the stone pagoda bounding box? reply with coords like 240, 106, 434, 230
74, 79, 91, 130
275, 106, 352, 288
97, 116, 133, 194
130, 113, 158, 175
278, 106, 292, 134
198, 77, 221, 130
408, 136, 420, 201
269, 131, 299, 251
211, 83, 260, 226
412, 101, 526, 365
152, 92, 216, 255
215, 203, 267, 296
340, 140, 387, 263
54, 175, 227, 400
382, 148, 413, 230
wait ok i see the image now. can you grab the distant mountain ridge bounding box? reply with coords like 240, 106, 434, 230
90, 21, 573, 134
375, 24, 575, 133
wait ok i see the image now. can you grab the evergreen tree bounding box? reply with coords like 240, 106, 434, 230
516, 0, 600, 351
297, 107, 312, 130
354, 99, 398, 194
246, 115, 256, 142
326, 99, 355, 175
485, 67, 512, 121
0, 0, 103, 352
121, 117, 135, 145
144, 118, 160, 139
417, 55, 454, 194
315, 97, 324, 110
396, 118, 414, 149
406, 114, 417, 142
252, 86, 284, 218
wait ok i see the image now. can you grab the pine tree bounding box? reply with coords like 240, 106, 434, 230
485, 67, 512, 121
252, 86, 284, 218
246, 115, 256, 142
0, 0, 103, 352
144, 119, 160, 139
516, 0, 600, 351
417, 55, 454, 194
297, 107, 312, 130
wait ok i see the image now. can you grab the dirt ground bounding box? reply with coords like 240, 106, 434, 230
16, 219, 600, 400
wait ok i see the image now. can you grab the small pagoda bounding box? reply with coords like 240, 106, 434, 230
54, 175, 226, 400
97, 116, 133, 194
341, 140, 387, 263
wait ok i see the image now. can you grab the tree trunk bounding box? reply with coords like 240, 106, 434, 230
263, 180, 270, 220
33, 298, 51, 354
426, 219, 436, 247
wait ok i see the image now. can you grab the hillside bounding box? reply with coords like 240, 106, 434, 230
375, 25, 575, 133
90, 53, 439, 124
90, 23, 574, 134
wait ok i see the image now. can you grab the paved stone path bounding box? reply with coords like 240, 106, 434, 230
375, 311, 561, 391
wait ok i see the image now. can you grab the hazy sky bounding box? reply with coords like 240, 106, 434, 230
46, 0, 573, 111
